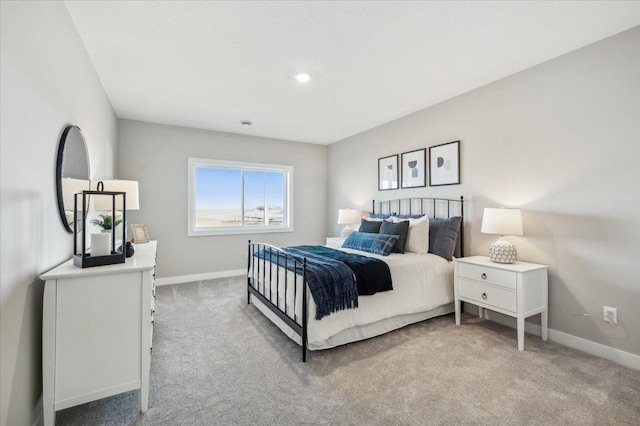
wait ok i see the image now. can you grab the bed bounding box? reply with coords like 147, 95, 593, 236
247, 197, 464, 361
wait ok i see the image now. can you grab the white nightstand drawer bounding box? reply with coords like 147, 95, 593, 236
457, 278, 517, 313
457, 262, 517, 290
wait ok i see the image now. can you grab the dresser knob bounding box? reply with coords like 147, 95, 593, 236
482, 293, 487, 299
481, 273, 487, 280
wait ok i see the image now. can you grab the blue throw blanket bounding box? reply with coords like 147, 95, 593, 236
254, 246, 358, 320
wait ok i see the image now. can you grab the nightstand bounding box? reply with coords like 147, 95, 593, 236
454, 256, 548, 351
325, 237, 346, 248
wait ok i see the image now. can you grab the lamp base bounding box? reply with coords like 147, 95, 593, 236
489, 238, 517, 264
341, 225, 354, 239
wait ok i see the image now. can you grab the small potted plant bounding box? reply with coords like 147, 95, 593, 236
90, 214, 122, 232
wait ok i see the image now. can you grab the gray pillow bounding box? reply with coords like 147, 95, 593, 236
379, 220, 410, 254
359, 218, 383, 233
369, 213, 392, 219
396, 214, 425, 219
428, 216, 462, 261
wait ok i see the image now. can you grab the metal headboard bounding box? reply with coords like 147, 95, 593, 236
372, 196, 464, 258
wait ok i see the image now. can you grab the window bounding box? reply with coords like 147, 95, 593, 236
188, 158, 293, 236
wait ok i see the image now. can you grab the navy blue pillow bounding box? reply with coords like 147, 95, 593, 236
342, 232, 399, 256
428, 216, 462, 261
379, 220, 410, 254
359, 218, 383, 233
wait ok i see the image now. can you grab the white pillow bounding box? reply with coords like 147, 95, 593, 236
390, 215, 429, 254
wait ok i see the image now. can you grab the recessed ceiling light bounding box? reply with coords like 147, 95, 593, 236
240, 120, 252, 126
294, 72, 311, 83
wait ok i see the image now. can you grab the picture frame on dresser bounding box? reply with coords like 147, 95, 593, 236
429, 140, 460, 186
131, 223, 150, 243
378, 154, 399, 191
400, 148, 426, 189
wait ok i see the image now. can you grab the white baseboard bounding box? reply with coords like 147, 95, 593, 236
547, 329, 640, 370
32, 395, 43, 426
483, 311, 639, 370
156, 269, 245, 286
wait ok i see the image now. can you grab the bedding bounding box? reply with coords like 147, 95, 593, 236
358, 218, 383, 233
379, 220, 410, 253
428, 216, 462, 261
250, 246, 454, 350
342, 231, 398, 256
254, 246, 357, 319
254, 245, 393, 319
390, 215, 429, 254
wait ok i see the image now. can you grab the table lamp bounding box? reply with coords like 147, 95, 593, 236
337, 208, 359, 238
481, 207, 523, 263
92, 180, 139, 211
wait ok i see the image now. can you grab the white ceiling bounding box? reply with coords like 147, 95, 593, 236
64, 1, 640, 145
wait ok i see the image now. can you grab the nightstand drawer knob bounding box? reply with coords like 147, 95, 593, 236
481, 273, 487, 280
482, 293, 487, 300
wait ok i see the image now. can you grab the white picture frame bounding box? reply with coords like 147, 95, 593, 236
131, 224, 150, 243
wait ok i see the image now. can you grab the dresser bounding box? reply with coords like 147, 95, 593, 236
40, 241, 157, 425
454, 255, 548, 351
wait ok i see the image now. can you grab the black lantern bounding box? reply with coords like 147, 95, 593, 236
73, 182, 126, 268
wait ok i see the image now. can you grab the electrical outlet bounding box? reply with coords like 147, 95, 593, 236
603, 306, 617, 324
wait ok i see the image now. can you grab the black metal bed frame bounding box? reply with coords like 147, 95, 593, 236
247, 196, 464, 362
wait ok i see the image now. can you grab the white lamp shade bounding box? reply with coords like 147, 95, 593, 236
62, 178, 91, 211
337, 208, 359, 225
92, 180, 140, 211
481, 208, 523, 236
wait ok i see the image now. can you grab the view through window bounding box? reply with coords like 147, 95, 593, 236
188, 158, 293, 235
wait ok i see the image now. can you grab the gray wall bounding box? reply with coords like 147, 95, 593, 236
117, 120, 328, 278
328, 27, 640, 356
0, 2, 117, 425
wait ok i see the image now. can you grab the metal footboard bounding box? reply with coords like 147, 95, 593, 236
247, 241, 308, 362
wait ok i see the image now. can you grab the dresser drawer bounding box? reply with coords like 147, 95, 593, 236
457, 262, 517, 290
457, 278, 517, 313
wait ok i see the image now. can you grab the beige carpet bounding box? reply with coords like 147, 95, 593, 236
56, 276, 640, 425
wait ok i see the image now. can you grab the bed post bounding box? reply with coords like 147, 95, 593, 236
302, 258, 308, 362
247, 239, 251, 305
459, 196, 464, 258
371, 200, 375, 214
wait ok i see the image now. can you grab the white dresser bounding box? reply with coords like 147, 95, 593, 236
40, 241, 157, 425
454, 255, 548, 351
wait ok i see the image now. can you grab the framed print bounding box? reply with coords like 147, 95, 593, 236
131, 224, 150, 243
429, 140, 460, 186
400, 148, 426, 189
378, 154, 399, 190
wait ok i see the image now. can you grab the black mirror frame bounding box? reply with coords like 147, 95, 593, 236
56, 125, 90, 233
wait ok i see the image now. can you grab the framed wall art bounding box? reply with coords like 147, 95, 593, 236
429, 140, 460, 186
400, 148, 426, 189
378, 154, 399, 190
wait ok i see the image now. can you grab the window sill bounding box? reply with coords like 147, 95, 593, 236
188, 226, 294, 237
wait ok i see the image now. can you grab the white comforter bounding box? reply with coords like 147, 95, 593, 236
249, 246, 454, 349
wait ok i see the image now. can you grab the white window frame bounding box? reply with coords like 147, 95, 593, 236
188, 158, 294, 236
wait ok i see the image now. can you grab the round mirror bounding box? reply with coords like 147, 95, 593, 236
56, 125, 90, 233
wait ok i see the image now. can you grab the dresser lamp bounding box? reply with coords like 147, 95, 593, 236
481, 207, 523, 264
92, 180, 140, 211
337, 209, 359, 238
